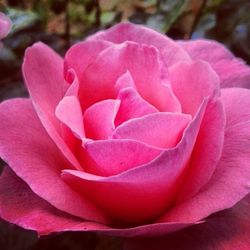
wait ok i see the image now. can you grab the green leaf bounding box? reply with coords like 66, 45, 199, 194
6, 8, 39, 34
146, 0, 187, 32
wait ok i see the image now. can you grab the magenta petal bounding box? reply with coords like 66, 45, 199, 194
0, 99, 109, 223
82, 139, 162, 176
125, 197, 250, 250
55, 96, 85, 139
89, 22, 191, 66
159, 88, 250, 223
61, 100, 207, 224
179, 39, 250, 88
64, 39, 111, 81
113, 112, 191, 148
170, 60, 220, 115
23, 42, 81, 169
115, 87, 158, 126
83, 99, 120, 140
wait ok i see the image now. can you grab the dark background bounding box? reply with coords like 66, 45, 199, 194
0, 0, 250, 249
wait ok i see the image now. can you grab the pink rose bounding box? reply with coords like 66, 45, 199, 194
0, 23, 250, 248
0, 12, 11, 40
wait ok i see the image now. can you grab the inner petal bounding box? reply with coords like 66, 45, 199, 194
55, 96, 85, 140
83, 99, 120, 140
78, 41, 175, 111
115, 87, 158, 126
112, 112, 192, 148
81, 139, 162, 177
114, 70, 136, 94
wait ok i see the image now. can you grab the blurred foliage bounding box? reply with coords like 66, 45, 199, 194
0, 0, 250, 249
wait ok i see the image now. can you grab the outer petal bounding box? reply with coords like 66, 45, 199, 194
175, 99, 225, 202
159, 88, 250, 224
179, 39, 250, 88
0, 99, 108, 223
23, 42, 81, 169
170, 60, 220, 116
0, 167, 195, 237
61, 99, 208, 225
113, 112, 191, 148
89, 22, 191, 66
125, 197, 250, 250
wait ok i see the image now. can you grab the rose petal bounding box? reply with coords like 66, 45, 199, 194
64, 69, 80, 96
79, 41, 180, 112
113, 112, 192, 148
0, 12, 12, 40
115, 87, 158, 126
0, 99, 109, 223
61, 100, 207, 224
114, 70, 136, 94
55, 96, 85, 139
23, 42, 81, 169
0, 167, 112, 235
64, 39, 111, 82
125, 197, 250, 250
169, 60, 220, 116
89, 22, 191, 66
81, 139, 162, 177
83, 99, 120, 140
158, 88, 250, 224
179, 39, 250, 88
175, 99, 225, 202
0, 167, 194, 237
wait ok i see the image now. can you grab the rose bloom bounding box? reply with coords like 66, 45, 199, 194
0, 23, 250, 249
0, 12, 11, 48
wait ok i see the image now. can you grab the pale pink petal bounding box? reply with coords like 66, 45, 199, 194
23, 42, 81, 169
0, 168, 194, 237
83, 99, 120, 140
80, 41, 180, 112
0, 12, 11, 40
115, 87, 158, 126
0, 99, 109, 224
89, 22, 191, 66
55, 96, 85, 139
61, 100, 207, 224
179, 39, 250, 88
169, 60, 220, 116
81, 139, 162, 176
64, 39, 111, 82
125, 197, 250, 250
113, 112, 191, 148
159, 88, 250, 224
175, 99, 225, 202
